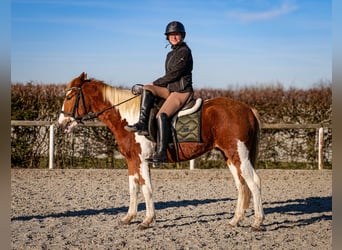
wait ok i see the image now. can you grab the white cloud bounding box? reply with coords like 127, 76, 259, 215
227, 1, 299, 23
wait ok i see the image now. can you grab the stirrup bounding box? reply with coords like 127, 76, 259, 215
146, 154, 168, 163
138, 130, 149, 136
124, 123, 147, 134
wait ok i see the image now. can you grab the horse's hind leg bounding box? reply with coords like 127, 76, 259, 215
226, 140, 264, 230
227, 162, 251, 227
236, 140, 264, 230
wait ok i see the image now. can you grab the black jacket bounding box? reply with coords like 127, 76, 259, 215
153, 42, 193, 93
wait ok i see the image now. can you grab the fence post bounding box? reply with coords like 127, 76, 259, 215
49, 124, 54, 169
318, 127, 324, 170
190, 159, 195, 170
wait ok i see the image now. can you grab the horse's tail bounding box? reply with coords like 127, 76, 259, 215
250, 107, 262, 168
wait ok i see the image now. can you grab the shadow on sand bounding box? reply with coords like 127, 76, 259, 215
12, 196, 331, 229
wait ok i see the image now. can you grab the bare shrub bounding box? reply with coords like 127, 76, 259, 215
11, 81, 332, 168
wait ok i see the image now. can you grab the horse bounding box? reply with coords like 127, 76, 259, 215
58, 72, 264, 231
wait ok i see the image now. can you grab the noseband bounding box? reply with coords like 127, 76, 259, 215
60, 82, 139, 123
60, 84, 89, 123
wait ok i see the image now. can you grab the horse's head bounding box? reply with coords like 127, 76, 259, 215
58, 72, 90, 133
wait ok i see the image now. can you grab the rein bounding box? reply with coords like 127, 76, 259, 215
80, 95, 139, 122
61, 84, 139, 123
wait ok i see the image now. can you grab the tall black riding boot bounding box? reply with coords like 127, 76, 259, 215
124, 89, 154, 135
146, 113, 169, 163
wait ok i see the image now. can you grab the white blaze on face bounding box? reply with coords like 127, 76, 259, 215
58, 104, 66, 125
58, 103, 78, 133
58, 88, 75, 126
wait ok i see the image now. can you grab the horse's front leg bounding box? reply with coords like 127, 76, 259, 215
138, 163, 156, 230
121, 174, 140, 225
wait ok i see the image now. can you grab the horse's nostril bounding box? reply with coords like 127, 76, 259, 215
62, 119, 78, 134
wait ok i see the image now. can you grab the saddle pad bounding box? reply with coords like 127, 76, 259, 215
175, 109, 201, 142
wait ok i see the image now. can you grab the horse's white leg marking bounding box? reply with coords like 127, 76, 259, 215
134, 135, 155, 227
119, 130, 155, 227
140, 160, 155, 226
228, 163, 245, 226
122, 173, 140, 224
237, 140, 264, 228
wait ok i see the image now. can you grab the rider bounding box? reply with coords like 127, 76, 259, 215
124, 21, 194, 163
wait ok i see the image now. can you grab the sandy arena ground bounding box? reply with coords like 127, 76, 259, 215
11, 168, 332, 249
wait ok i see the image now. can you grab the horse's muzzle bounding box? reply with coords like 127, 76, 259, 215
58, 114, 78, 134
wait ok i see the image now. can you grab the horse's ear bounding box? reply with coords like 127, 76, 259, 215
80, 72, 87, 81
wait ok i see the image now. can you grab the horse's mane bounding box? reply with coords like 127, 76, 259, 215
99, 80, 141, 117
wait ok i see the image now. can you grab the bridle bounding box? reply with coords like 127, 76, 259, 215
60, 82, 139, 124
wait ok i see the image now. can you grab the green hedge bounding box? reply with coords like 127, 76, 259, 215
11, 81, 332, 169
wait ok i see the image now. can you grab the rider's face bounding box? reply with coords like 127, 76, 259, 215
167, 32, 183, 46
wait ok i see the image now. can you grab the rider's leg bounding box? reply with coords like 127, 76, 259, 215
146, 92, 191, 163
124, 89, 154, 135
156, 92, 191, 117
146, 112, 170, 163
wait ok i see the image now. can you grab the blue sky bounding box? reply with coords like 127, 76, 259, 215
11, 0, 331, 89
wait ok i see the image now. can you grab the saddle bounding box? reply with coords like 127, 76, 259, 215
145, 96, 203, 144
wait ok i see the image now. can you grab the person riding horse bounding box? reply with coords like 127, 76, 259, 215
124, 21, 194, 163
60, 71, 264, 230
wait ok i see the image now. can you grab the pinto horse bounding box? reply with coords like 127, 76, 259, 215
58, 72, 264, 230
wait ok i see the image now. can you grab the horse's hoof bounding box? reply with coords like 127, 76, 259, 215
119, 220, 129, 226
137, 223, 150, 230
251, 225, 263, 232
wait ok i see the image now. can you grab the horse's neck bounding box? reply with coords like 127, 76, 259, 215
97, 107, 140, 158
101, 86, 140, 125
87, 84, 140, 154
93, 98, 127, 133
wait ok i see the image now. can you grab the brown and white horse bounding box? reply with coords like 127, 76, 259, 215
58, 72, 264, 230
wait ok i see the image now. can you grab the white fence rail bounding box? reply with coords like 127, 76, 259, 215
11, 120, 331, 170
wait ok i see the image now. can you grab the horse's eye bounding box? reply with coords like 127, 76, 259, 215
65, 91, 74, 101
65, 88, 76, 101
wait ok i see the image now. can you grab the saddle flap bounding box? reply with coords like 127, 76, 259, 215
145, 98, 203, 143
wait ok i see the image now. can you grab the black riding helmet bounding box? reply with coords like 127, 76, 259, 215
165, 21, 186, 39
